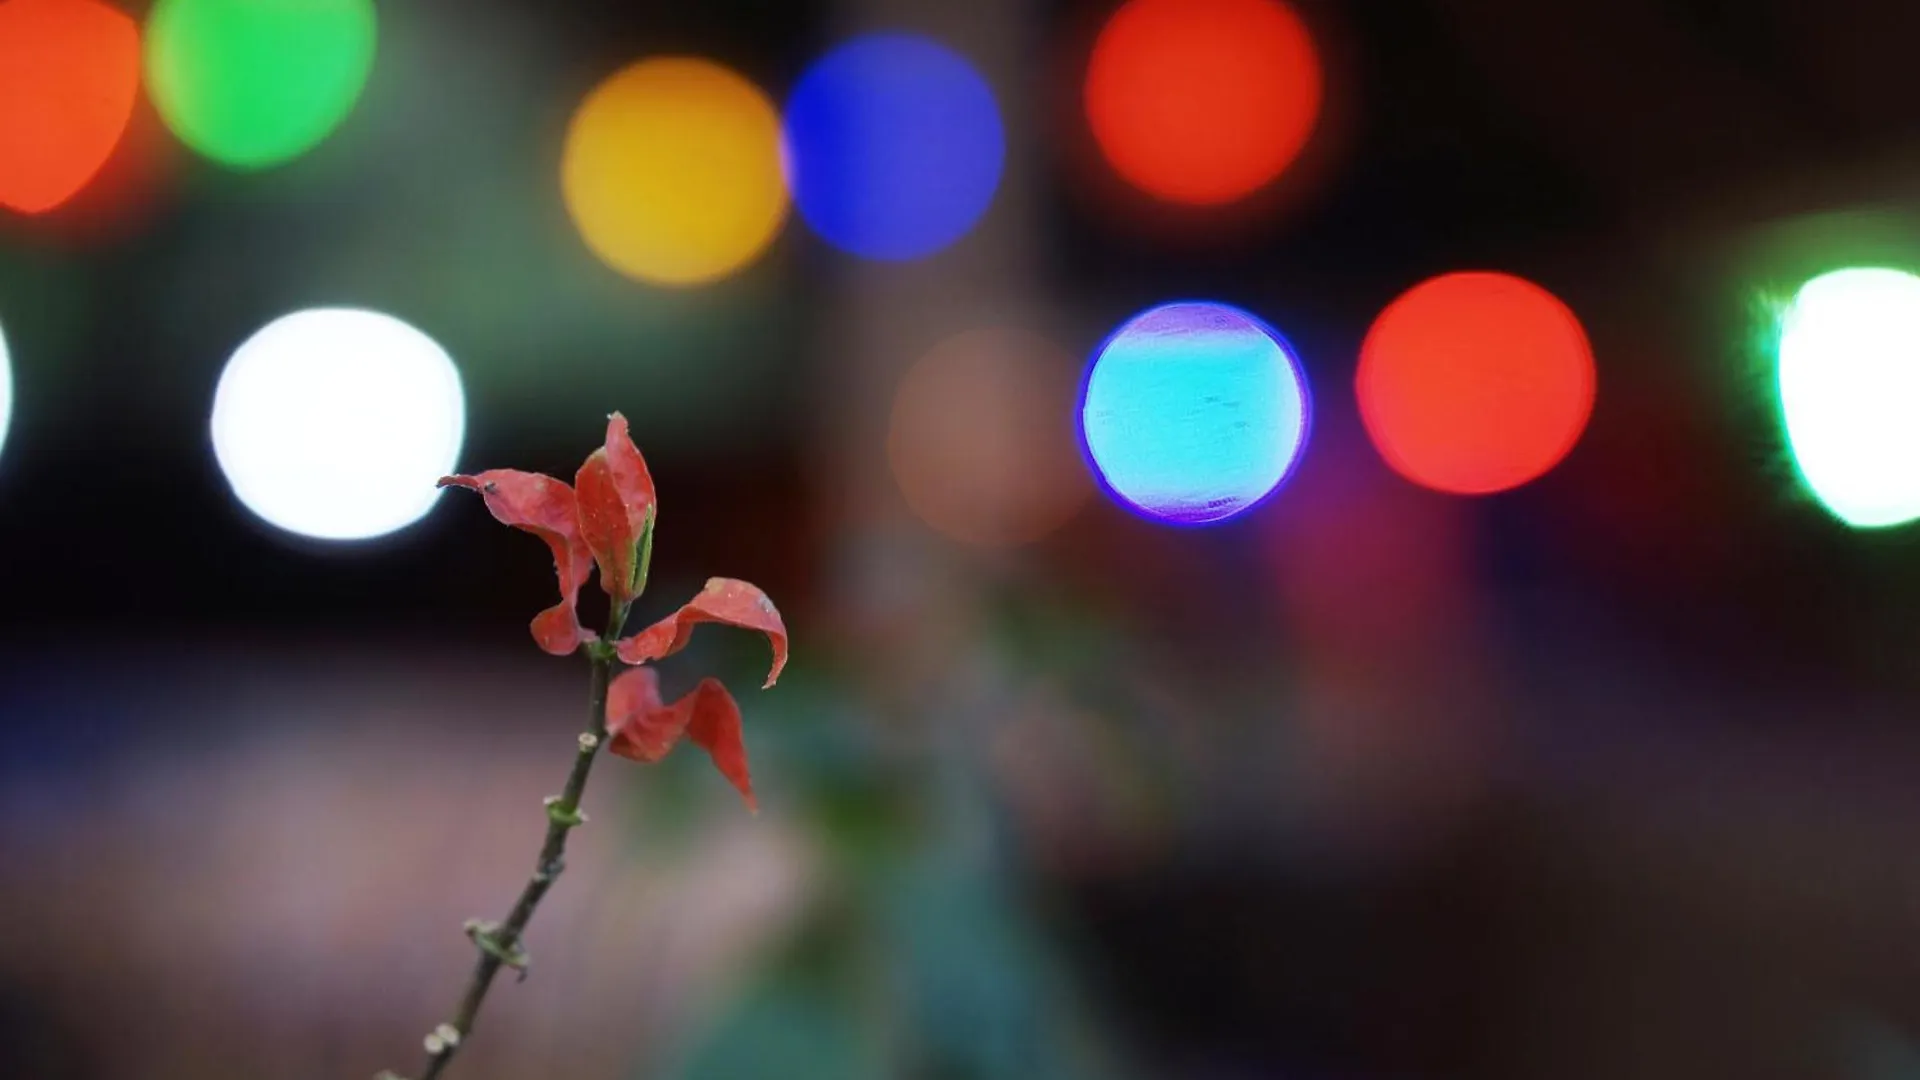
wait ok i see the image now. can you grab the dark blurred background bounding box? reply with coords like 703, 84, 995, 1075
9, 0, 1920, 1078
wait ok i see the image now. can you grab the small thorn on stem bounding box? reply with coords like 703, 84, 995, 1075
464, 919, 532, 976
543, 794, 587, 827
578, 732, 599, 752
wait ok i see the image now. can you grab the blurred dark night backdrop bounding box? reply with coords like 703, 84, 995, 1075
9, 0, 1920, 1078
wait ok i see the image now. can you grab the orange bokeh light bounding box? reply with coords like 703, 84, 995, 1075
1084, 0, 1321, 206
888, 327, 1092, 548
0, 0, 140, 215
1357, 272, 1596, 495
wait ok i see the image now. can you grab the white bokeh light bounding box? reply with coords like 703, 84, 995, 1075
1779, 268, 1920, 528
211, 308, 465, 541
0, 319, 11, 464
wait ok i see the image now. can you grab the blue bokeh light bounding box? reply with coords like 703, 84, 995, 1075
783, 33, 1005, 261
1080, 301, 1312, 525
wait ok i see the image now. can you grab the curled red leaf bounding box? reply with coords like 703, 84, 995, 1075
572, 415, 658, 603
604, 666, 678, 763
614, 578, 788, 688
603, 412, 657, 532
686, 682, 754, 813
438, 470, 596, 655
575, 450, 637, 603
606, 667, 757, 811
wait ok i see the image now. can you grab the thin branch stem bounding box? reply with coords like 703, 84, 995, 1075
412, 603, 629, 1080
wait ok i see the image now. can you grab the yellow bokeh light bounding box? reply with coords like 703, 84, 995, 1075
562, 57, 788, 287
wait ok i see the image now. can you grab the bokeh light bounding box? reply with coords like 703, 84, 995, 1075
210, 308, 464, 541
1084, 0, 1321, 206
0, 318, 12, 463
1776, 267, 1920, 528
0, 0, 140, 214
888, 327, 1093, 547
1357, 271, 1595, 495
783, 33, 1004, 261
562, 57, 788, 287
145, 0, 375, 169
1080, 301, 1311, 525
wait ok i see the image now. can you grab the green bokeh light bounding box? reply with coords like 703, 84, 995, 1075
145, 0, 376, 169
1778, 267, 1920, 528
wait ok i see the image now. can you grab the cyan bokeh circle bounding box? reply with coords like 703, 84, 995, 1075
1080, 300, 1311, 525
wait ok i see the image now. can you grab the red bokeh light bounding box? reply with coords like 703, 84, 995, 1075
0, 0, 140, 215
1083, 0, 1322, 206
1357, 271, 1596, 495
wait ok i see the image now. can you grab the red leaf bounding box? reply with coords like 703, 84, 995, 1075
606, 668, 757, 811
605, 666, 679, 763
615, 578, 788, 688
687, 680, 755, 812
603, 412, 657, 531
575, 450, 638, 603
572, 415, 658, 604
438, 470, 596, 655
